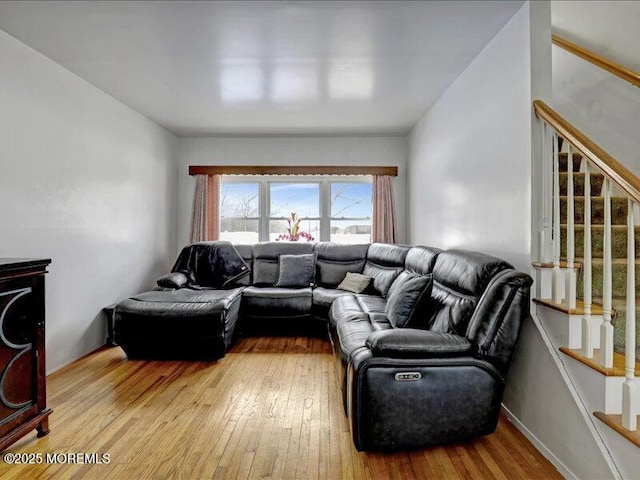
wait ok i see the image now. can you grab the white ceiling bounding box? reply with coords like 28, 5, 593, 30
0, 1, 524, 136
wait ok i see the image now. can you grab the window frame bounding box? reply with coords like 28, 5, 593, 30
219, 175, 373, 242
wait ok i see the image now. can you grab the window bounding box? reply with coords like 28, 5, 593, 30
219, 182, 260, 243
220, 176, 372, 243
330, 182, 373, 244
269, 182, 320, 241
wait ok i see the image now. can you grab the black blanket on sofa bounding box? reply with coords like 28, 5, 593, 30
171, 241, 250, 288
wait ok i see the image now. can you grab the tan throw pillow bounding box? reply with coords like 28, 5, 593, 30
337, 272, 372, 294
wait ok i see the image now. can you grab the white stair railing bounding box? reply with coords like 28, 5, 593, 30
552, 133, 563, 304
582, 162, 594, 358
600, 178, 614, 369
565, 146, 577, 309
534, 99, 640, 434
622, 199, 637, 430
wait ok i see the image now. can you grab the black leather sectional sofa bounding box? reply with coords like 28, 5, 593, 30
113, 241, 532, 451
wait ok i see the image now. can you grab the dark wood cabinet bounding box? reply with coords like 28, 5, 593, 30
0, 259, 51, 451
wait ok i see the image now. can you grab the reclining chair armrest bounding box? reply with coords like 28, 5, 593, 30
365, 329, 476, 358
156, 272, 189, 289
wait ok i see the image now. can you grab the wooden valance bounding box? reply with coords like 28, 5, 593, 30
188, 165, 398, 176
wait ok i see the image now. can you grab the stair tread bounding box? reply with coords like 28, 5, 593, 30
559, 347, 640, 376
593, 412, 640, 448
533, 298, 604, 315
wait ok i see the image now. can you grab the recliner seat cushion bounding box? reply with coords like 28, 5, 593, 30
313, 287, 354, 307
328, 294, 390, 330
122, 288, 244, 315
242, 286, 312, 318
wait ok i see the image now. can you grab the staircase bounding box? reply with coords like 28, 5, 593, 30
532, 100, 639, 479
557, 151, 640, 358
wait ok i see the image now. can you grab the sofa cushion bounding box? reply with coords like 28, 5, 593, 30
337, 272, 372, 293
385, 272, 433, 328
328, 294, 389, 331
122, 288, 244, 315
252, 242, 314, 285
242, 286, 312, 318
274, 253, 317, 288
314, 242, 368, 288
313, 287, 354, 307
311, 287, 354, 321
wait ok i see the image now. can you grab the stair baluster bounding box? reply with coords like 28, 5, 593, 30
565, 146, 577, 309
622, 199, 638, 430
552, 132, 563, 303
600, 178, 614, 368
582, 162, 594, 358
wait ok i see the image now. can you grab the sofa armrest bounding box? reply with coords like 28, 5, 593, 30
156, 272, 189, 289
365, 329, 475, 358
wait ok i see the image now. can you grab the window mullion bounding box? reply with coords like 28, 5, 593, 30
260, 179, 269, 242
321, 179, 331, 242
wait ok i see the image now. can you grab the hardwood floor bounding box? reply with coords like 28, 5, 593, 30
0, 336, 561, 479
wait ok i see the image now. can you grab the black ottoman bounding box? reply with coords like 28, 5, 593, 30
114, 288, 244, 360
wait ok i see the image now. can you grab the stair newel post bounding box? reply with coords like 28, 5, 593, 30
565, 146, 577, 309
552, 132, 563, 304
600, 178, 615, 368
582, 162, 594, 358
622, 199, 638, 430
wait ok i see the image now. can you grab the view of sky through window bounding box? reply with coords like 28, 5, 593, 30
270, 183, 320, 218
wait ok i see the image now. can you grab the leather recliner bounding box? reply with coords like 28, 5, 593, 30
328, 249, 532, 451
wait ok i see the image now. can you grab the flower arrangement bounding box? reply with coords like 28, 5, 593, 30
277, 212, 315, 242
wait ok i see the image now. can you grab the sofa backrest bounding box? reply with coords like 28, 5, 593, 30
233, 244, 254, 286
426, 249, 512, 336
364, 243, 410, 297
314, 242, 369, 288
404, 246, 441, 275
252, 242, 315, 286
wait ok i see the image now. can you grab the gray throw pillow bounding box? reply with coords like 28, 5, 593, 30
274, 253, 317, 288
337, 272, 372, 293
385, 272, 433, 328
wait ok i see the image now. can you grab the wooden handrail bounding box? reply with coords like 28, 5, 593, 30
552, 34, 640, 88
533, 100, 640, 205
189, 165, 398, 176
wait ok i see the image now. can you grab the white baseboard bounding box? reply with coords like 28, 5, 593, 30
501, 404, 577, 480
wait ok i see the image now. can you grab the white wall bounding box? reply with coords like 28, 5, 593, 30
407, 3, 612, 478
551, 1, 640, 175
407, 5, 533, 271
552, 46, 640, 177
0, 29, 179, 372
177, 136, 407, 249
